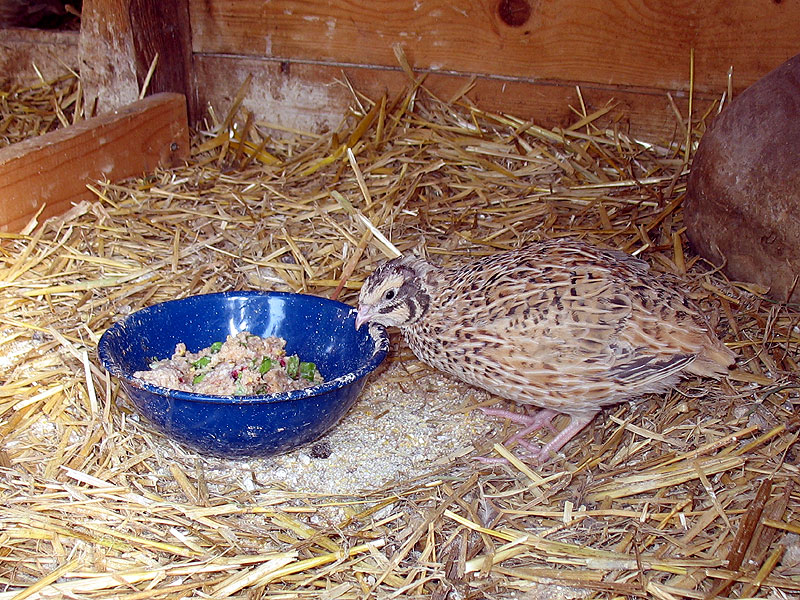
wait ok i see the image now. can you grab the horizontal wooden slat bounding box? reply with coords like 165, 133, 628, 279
189, 0, 800, 94
195, 55, 718, 143
0, 93, 189, 233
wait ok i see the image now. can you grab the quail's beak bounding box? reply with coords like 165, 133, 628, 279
354, 306, 372, 330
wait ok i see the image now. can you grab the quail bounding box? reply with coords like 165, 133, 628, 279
355, 238, 735, 462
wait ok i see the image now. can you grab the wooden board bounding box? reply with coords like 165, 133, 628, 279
78, 0, 140, 117
0, 29, 79, 87
129, 0, 196, 120
69, 0, 799, 139
189, 0, 800, 95
79, 0, 197, 121
194, 55, 719, 143
0, 93, 189, 233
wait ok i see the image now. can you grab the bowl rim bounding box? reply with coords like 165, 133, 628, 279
98, 290, 389, 405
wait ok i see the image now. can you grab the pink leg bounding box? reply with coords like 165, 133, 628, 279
478, 405, 597, 463
480, 406, 560, 440
517, 413, 596, 462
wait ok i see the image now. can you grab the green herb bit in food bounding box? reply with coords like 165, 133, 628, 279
210, 341, 223, 353
192, 356, 211, 369
258, 356, 273, 374
192, 373, 207, 384
286, 355, 300, 379
299, 361, 317, 382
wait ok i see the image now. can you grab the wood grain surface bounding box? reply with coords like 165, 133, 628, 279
194, 54, 718, 143
0, 93, 188, 233
189, 0, 800, 94
78, 0, 140, 116
0, 30, 79, 87
80, 0, 197, 119
129, 0, 197, 121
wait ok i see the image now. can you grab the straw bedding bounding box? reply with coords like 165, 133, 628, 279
0, 71, 81, 146
1, 72, 798, 599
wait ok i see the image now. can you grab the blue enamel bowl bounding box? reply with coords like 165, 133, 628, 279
98, 291, 388, 458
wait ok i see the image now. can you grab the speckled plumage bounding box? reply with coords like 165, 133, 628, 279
355, 238, 735, 461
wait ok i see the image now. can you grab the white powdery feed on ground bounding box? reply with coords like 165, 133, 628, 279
139, 361, 495, 497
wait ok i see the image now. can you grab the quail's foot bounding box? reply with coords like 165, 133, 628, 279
478, 406, 594, 463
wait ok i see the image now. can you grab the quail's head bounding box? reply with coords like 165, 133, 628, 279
355, 256, 434, 330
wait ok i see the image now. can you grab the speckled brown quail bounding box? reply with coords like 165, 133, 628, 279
355, 238, 736, 462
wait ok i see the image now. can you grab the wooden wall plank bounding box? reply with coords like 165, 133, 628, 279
189, 0, 800, 95
195, 55, 717, 143
80, 0, 196, 121
79, 0, 140, 116
129, 0, 198, 122
0, 30, 79, 87
0, 93, 189, 233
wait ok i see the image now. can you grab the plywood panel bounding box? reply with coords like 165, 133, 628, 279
195, 55, 716, 143
0, 93, 189, 233
189, 0, 800, 95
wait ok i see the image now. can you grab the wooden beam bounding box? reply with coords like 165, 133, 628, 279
79, 0, 139, 116
0, 93, 189, 233
130, 0, 198, 122
80, 0, 196, 122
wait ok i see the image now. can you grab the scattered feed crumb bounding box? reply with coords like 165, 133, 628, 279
143, 361, 495, 498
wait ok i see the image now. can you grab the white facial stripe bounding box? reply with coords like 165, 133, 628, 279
381, 273, 406, 290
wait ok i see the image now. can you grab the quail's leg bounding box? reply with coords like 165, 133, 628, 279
518, 413, 596, 462
480, 406, 560, 441
479, 406, 597, 462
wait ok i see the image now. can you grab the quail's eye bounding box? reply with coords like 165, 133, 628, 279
384, 289, 397, 301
